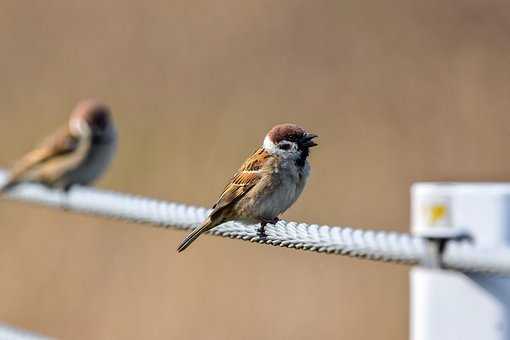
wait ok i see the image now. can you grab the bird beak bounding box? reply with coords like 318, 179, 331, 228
301, 133, 318, 147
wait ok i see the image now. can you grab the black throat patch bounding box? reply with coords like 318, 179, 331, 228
295, 146, 309, 167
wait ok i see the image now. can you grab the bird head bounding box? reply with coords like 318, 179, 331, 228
263, 123, 318, 160
69, 99, 114, 140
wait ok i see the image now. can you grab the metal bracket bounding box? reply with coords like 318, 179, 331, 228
418, 228, 473, 269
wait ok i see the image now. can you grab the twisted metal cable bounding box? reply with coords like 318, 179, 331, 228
1, 171, 510, 275
0, 324, 50, 340
442, 242, 510, 275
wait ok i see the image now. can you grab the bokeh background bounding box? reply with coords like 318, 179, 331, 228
1, 0, 510, 339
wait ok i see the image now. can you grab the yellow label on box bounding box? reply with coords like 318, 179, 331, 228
422, 200, 451, 228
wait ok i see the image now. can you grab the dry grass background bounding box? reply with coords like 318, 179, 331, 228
1, 0, 510, 339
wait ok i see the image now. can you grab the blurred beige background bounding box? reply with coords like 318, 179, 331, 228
1, 0, 510, 339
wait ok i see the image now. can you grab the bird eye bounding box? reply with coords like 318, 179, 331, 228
279, 143, 291, 150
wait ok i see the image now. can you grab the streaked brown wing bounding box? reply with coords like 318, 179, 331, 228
7, 127, 79, 184
211, 148, 270, 214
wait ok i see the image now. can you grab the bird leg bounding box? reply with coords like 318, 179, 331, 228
59, 184, 75, 211
63, 184, 74, 193
258, 217, 280, 238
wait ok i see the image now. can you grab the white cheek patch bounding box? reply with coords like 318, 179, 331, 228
263, 135, 279, 154
69, 118, 90, 136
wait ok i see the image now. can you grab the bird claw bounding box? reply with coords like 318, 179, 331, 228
257, 217, 280, 238
257, 227, 267, 240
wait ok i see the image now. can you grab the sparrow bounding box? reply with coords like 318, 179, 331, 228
177, 123, 318, 252
0, 99, 116, 192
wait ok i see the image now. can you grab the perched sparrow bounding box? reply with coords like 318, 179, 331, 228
177, 123, 318, 252
0, 99, 116, 192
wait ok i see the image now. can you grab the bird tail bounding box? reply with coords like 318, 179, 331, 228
177, 217, 218, 253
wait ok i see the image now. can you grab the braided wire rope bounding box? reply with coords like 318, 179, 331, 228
1, 171, 510, 275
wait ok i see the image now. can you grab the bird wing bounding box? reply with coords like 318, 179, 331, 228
5, 127, 81, 185
210, 148, 271, 216
177, 148, 272, 252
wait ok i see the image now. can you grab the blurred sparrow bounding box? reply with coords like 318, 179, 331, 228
177, 123, 318, 252
0, 99, 116, 192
